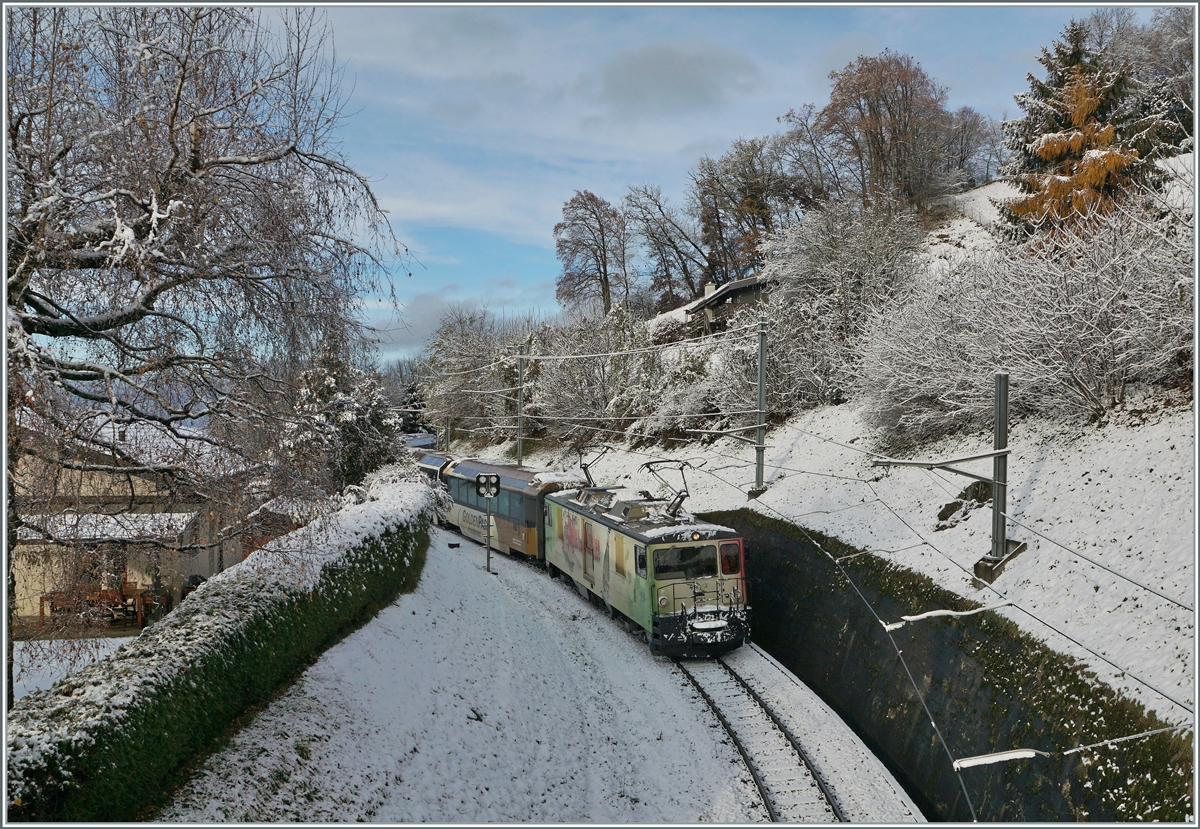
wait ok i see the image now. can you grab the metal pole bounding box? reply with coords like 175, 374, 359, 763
516, 349, 525, 467
485, 497, 493, 574
754, 315, 767, 493
444, 418, 450, 452
990, 373, 1009, 561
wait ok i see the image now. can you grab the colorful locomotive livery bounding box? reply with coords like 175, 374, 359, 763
414, 452, 750, 658
544, 487, 748, 658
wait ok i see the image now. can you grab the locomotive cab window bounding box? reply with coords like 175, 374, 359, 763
720, 542, 742, 575
635, 545, 647, 578
653, 544, 718, 580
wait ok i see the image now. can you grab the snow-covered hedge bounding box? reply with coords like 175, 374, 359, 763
6, 472, 438, 822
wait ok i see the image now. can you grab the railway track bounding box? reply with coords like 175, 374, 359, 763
677, 657, 843, 823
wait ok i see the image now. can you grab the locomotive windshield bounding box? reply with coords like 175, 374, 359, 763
652, 544, 718, 580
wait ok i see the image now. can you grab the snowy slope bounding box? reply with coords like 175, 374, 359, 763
159, 526, 773, 822
484, 393, 1194, 726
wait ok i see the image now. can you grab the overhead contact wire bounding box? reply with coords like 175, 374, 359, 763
687, 462, 979, 822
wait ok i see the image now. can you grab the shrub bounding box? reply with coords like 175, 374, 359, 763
6, 472, 438, 821
857, 185, 1193, 440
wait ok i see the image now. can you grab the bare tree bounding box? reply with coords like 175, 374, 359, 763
5, 8, 398, 707
819, 50, 954, 211
624, 184, 708, 311
554, 191, 634, 315
687, 137, 794, 286
943, 106, 990, 187
775, 103, 855, 206
979, 115, 1013, 184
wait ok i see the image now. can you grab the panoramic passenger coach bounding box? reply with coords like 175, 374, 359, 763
415, 453, 585, 557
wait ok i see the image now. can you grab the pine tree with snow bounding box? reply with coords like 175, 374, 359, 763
1002, 22, 1146, 229
281, 346, 400, 492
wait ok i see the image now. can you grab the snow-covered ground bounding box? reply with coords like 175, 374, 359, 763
160, 526, 775, 821
475, 394, 1194, 726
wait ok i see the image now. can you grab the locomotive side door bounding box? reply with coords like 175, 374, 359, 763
582, 521, 595, 581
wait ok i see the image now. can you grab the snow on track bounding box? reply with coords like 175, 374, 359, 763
723, 644, 925, 823
678, 658, 838, 822
158, 527, 768, 822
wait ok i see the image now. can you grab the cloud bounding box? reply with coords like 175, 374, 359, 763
593, 41, 762, 121
366, 279, 559, 362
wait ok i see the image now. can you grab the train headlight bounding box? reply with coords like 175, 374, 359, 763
692, 532, 701, 541
658, 596, 668, 607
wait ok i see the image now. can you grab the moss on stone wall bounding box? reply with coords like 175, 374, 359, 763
703, 509, 1192, 822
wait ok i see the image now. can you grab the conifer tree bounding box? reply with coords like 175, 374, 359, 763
1002, 22, 1144, 228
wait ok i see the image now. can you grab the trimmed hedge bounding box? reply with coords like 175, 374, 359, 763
7, 481, 436, 822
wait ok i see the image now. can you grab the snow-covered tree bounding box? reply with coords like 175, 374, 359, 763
1002, 19, 1189, 230
381, 356, 431, 434
528, 305, 664, 446
753, 198, 924, 409
281, 347, 400, 492
420, 305, 542, 445
5, 8, 398, 706
858, 174, 1193, 439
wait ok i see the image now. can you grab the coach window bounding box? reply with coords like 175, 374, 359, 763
450, 478, 461, 503
497, 489, 510, 518
635, 545, 647, 578
720, 542, 741, 575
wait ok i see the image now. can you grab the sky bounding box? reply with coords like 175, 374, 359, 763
322, 4, 1156, 362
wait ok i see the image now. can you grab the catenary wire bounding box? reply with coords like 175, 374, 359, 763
919, 466, 1194, 612
859, 479, 1194, 715
684, 461, 979, 821
426, 328, 754, 379
691, 461, 1193, 798
1001, 510, 1194, 613
450, 414, 1192, 713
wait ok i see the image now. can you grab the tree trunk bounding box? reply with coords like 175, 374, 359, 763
7, 382, 20, 712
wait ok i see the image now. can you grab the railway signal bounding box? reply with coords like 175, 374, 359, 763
476, 474, 499, 572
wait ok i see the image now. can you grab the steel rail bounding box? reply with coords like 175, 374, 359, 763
718, 656, 849, 823
675, 658, 780, 823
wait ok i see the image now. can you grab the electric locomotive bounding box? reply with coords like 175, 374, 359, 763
543, 485, 749, 657
414, 450, 750, 657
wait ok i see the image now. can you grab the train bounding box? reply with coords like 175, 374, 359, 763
413, 450, 750, 658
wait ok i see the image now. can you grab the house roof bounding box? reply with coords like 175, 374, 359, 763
674, 275, 765, 318
17, 511, 197, 543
